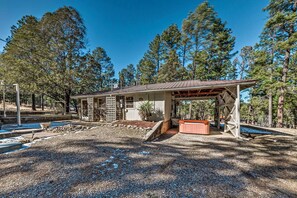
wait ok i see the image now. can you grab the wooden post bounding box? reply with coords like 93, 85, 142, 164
215, 98, 220, 129
87, 97, 94, 122
236, 84, 241, 138
15, 84, 21, 126
80, 99, 83, 119
162, 92, 172, 133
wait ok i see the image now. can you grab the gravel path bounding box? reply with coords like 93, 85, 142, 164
0, 126, 297, 197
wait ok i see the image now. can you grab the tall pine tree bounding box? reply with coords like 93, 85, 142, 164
264, 0, 297, 127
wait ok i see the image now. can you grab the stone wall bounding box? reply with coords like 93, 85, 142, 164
143, 120, 164, 141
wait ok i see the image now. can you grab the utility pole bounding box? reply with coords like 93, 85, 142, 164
0, 80, 6, 118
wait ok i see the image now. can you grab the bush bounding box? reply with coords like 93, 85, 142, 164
138, 101, 153, 121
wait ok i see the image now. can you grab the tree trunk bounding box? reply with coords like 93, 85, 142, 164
65, 89, 71, 113
268, 93, 273, 127
182, 45, 186, 67
31, 93, 36, 111
293, 107, 297, 129
41, 94, 44, 111
247, 105, 252, 124
277, 49, 289, 128
268, 34, 275, 128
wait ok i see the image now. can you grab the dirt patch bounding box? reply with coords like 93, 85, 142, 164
0, 127, 296, 197
114, 120, 156, 128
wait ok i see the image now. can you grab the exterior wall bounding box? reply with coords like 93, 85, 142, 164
125, 92, 166, 121
78, 91, 172, 123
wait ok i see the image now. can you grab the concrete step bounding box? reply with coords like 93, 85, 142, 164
0, 142, 23, 154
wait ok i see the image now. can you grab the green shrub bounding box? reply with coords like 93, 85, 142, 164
138, 101, 153, 121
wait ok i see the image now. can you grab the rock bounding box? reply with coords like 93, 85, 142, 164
19, 139, 31, 144
75, 125, 83, 130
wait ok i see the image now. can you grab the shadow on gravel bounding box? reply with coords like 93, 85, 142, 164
1, 133, 297, 197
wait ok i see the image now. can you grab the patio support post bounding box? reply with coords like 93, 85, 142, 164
236, 84, 241, 137
87, 97, 94, 122
215, 98, 220, 129
161, 92, 172, 133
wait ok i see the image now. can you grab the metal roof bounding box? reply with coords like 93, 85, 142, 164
72, 79, 257, 99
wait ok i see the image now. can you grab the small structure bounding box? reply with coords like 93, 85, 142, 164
72, 79, 256, 138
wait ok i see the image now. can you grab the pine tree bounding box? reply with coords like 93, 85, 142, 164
182, 2, 214, 80
161, 24, 181, 53
39, 6, 86, 113
250, 27, 278, 127
1, 15, 46, 110
137, 34, 162, 84
207, 16, 236, 80
84, 47, 116, 90
126, 64, 136, 86
237, 46, 254, 80
78, 50, 102, 93
182, 2, 235, 80
157, 50, 182, 83
263, 0, 297, 127
118, 69, 126, 88
157, 24, 183, 82
118, 64, 136, 88
137, 55, 156, 85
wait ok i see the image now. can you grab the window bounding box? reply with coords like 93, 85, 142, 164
126, 96, 134, 108
139, 97, 144, 102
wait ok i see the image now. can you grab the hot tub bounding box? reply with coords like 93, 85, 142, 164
179, 120, 210, 135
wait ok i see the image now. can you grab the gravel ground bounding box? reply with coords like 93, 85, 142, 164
0, 126, 297, 197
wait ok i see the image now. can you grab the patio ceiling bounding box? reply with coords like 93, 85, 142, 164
173, 88, 226, 100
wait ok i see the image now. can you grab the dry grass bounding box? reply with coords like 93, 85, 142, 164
0, 102, 51, 111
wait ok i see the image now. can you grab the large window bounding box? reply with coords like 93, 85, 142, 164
126, 96, 134, 108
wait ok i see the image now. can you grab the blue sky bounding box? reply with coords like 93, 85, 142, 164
0, 0, 268, 76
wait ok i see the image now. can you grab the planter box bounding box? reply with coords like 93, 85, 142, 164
179, 120, 210, 135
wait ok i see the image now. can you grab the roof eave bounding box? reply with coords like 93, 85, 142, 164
71, 80, 257, 99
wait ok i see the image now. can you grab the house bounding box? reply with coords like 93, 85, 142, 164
72, 79, 256, 137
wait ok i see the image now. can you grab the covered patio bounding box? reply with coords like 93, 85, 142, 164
169, 85, 246, 137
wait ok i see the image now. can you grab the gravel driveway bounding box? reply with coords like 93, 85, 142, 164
0, 126, 297, 197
